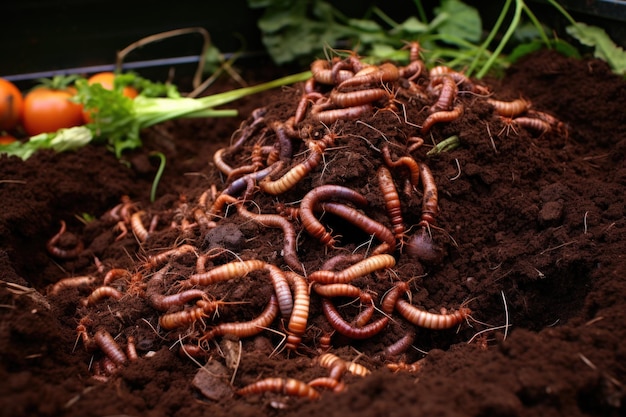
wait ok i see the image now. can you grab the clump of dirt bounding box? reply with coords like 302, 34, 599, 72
1, 49, 625, 417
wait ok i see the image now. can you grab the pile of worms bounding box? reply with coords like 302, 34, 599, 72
46, 43, 565, 402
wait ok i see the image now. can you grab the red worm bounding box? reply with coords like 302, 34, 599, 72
312, 283, 362, 299
318, 352, 371, 377
311, 59, 353, 85
299, 185, 368, 248
377, 165, 405, 241
513, 116, 552, 135
130, 211, 149, 242
395, 299, 471, 329
236, 204, 302, 272
46, 220, 84, 259
320, 253, 364, 271
201, 294, 279, 342
308, 377, 346, 393
318, 202, 396, 253
144, 244, 196, 269
383, 330, 416, 359
94, 329, 128, 366
380, 281, 409, 314
102, 268, 131, 286
126, 335, 138, 361
187, 259, 267, 286
48, 275, 97, 295
321, 297, 389, 339
236, 377, 320, 399
308, 254, 396, 285
81, 286, 124, 306
337, 62, 400, 90
420, 104, 464, 134
284, 271, 310, 351
149, 289, 209, 312
158, 305, 208, 330
429, 75, 458, 113
381, 145, 420, 186
419, 164, 439, 225
259, 145, 322, 195
329, 88, 389, 108
212, 147, 235, 177
487, 98, 531, 118
311, 103, 372, 124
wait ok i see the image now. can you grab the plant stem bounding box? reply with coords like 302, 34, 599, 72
149, 152, 166, 203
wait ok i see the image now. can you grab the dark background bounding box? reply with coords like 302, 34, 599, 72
1, 0, 624, 86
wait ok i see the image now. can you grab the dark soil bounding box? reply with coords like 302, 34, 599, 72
1, 50, 625, 417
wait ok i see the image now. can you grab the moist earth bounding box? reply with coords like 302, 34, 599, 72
1, 50, 625, 417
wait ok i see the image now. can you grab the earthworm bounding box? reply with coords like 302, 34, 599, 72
377, 165, 405, 241
383, 330, 415, 358
187, 259, 267, 286
386, 360, 422, 373
429, 75, 458, 113
178, 343, 209, 359
321, 297, 389, 339
307, 377, 346, 393
235, 204, 302, 272
236, 376, 320, 400
284, 271, 310, 351
130, 211, 149, 242
201, 294, 279, 341
308, 253, 396, 285
329, 88, 389, 108
213, 147, 235, 176
270, 120, 295, 161
299, 185, 368, 247
311, 59, 352, 85
487, 98, 531, 118
311, 103, 372, 124
126, 335, 138, 361
318, 202, 396, 253
230, 107, 266, 150
317, 331, 333, 352
513, 116, 552, 135
102, 268, 131, 286
352, 296, 375, 328
76, 322, 96, 352
395, 299, 471, 329
48, 275, 97, 295
158, 305, 208, 330
419, 163, 439, 225
420, 103, 464, 134
264, 263, 294, 318
381, 145, 420, 186
405, 41, 421, 63
318, 352, 371, 377
317, 352, 347, 380
149, 289, 209, 312
46, 220, 84, 259
81, 286, 124, 306
380, 281, 409, 314
144, 244, 196, 269
259, 146, 323, 195
337, 62, 400, 90
94, 329, 127, 366
221, 163, 282, 197
312, 283, 362, 299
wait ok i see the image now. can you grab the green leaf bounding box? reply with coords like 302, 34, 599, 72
435, 0, 482, 43
391, 16, 429, 36
566, 22, 626, 75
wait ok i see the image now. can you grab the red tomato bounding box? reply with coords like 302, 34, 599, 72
83, 72, 139, 123
22, 86, 84, 136
0, 78, 24, 131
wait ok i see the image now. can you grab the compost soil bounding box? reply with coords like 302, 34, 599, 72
1, 50, 625, 417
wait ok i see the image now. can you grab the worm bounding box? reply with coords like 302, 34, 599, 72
94, 329, 127, 366
321, 298, 389, 339
383, 330, 416, 359
320, 253, 364, 271
222, 162, 283, 197
352, 300, 375, 328
259, 148, 322, 195
381, 146, 420, 186
201, 294, 279, 341
130, 211, 149, 242
329, 88, 389, 108
308, 253, 396, 285
126, 335, 138, 361
48, 275, 97, 295
318, 202, 396, 253
235, 204, 302, 272
102, 268, 131, 286
149, 289, 209, 312
81, 286, 124, 306
487, 97, 531, 118
337, 62, 400, 90
419, 163, 439, 225
307, 377, 346, 393
213, 147, 234, 177
420, 103, 464, 134
311, 103, 372, 124
380, 281, 409, 314
311, 59, 352, 85
284, 271, 310, 351
395, 299, 471, 329
406, 41, 421, 63
386, 360, 423, 373
312, 283, 362, 299
318, 352, 371, 377
299, 185, 368, 247
144, 244, 196, 269
264, 263, 294, 318
513, 116, 552, 135
158, 305, 208, 330
377, 166, 405, 241
46, 220, 84, 259
236, 377, 320, 400
429, 75, 458, 113
187, 259, 267, 286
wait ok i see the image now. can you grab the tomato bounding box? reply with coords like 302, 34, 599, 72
0, 78, 24, 131
0, 134, 17, 145
22, 86, 84, 136
87, 72, 138, 99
